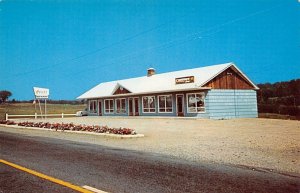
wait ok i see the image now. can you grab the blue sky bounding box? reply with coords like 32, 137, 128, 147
0, 0, 299, 100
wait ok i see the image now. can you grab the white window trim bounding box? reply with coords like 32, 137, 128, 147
186, 93, 206, 114
128, 97, 139, 115
104, 99, 114, 114
142, 96, 156, 113
158, 95, 173, 113
115, 98, 127, 114
89, 100, 97, 114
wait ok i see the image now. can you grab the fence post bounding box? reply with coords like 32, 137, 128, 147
35, 113, 37, 119
62, 113, 64, 118
5, 113, 8, 121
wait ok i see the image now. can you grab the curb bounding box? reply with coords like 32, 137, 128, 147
0, 124, 144, 138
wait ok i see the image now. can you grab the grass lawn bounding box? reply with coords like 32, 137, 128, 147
0, 103, 86, 120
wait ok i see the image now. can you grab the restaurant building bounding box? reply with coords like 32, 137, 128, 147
77, 63, 259, 119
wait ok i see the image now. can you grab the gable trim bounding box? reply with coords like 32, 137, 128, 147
111, 83, 132, 95
200, 63, 259, 90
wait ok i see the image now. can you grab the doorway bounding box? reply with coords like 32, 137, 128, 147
98, 101, 102, 116
176, 94, 184, 116
128, 97, 139, 116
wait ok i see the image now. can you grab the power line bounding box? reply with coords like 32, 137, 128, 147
59, 3, 284, 78
9, 3, 283, 80
10, 13, 190, 78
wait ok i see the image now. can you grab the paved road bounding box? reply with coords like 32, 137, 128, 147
0, 163, 76, 193
0, 129, 299, 193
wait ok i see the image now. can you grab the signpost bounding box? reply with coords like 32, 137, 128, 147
33, 87, 49, 119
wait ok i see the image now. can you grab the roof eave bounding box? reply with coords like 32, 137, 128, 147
200, 62, 233, 87
230, 63, 260, 90
78, 87, 212, 99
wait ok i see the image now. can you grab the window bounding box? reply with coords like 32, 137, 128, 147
115, 98, 126, 114
187, 93, 205, 113
158, 95, 173, 113
142, 96, 156, 113
104, 99, 114, 114
89, 100, 97, 113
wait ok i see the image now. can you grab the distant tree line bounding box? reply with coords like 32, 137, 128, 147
8, 99, 84, 105
0, 90, 84, 105
257, 79, 300, 117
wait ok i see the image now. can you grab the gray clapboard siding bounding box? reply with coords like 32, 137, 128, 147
207, 89, 258, 119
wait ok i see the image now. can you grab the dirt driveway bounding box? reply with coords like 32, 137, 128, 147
3, 117, 300, 174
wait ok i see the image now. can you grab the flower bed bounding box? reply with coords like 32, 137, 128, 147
0, 120, 136, 135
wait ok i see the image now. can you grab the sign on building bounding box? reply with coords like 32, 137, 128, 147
175, 76, 195, 84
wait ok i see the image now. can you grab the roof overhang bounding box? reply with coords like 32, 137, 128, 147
79, 87, 212, 100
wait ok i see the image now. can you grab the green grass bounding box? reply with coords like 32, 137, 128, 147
0, 103, 86, 120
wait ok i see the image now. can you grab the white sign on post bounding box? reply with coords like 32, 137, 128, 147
33, 87, 49, 99
33, 87, 49, 119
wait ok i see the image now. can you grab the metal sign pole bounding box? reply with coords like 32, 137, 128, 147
45, 99, 47, 119
38, 99, 43, 119
34, 98, 37, 114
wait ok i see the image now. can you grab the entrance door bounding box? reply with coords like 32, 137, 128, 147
128, 97, 139, 116
134, 98, 139, 116
176, 95, 184, 116
98, 101, 102, 116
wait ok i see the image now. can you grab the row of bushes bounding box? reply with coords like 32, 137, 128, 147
0, 120, 136, 135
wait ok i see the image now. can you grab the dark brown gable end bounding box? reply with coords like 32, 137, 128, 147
203, 66, 255, 89
113, 85, 131, 95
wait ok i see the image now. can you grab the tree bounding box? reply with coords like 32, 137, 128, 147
0, 90, 12, 103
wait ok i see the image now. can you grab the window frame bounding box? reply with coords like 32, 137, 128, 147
142, 96, 156, 113
89, 100, 97, 114
128, 97, 139, 115
158, 95, 173, 113
104, 99, 114, 114
115, 98, 127, 114
186, 93, 206, 113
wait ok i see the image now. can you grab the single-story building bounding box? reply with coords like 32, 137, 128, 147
77, 62, 259, 119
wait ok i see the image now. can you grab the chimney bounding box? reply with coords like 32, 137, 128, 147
147, 68, 155, 77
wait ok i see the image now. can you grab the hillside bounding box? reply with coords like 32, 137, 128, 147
257, 79, 300, 119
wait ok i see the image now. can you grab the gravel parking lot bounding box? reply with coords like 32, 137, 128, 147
1, 117, 299, 175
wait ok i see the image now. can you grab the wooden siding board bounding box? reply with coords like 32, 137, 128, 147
204, 67, 255, 89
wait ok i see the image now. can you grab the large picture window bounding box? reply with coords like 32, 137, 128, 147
158, 95, 173, 113
89, 100, 97, 113
187, 93, 205, 113
142, 96, 156, 113
104, 99, 114, 114
115, 98, 126, 114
